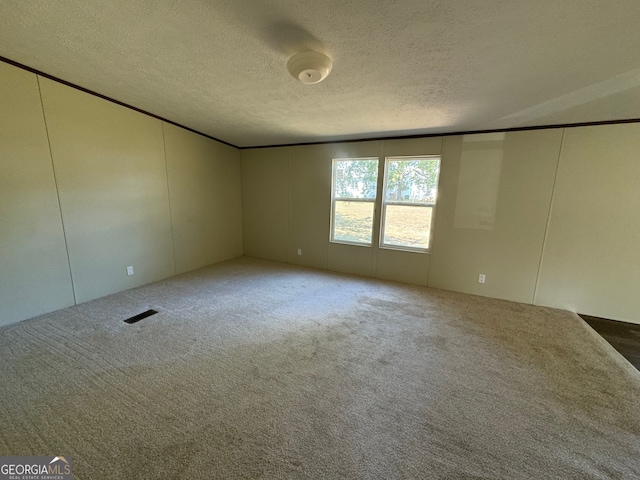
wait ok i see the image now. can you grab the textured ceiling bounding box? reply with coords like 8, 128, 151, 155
2, 1, 640, 147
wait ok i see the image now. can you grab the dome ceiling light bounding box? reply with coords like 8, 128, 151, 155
287, 51, 333, 84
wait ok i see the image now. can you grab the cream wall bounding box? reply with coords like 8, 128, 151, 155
287, 144, 333, 269
429, 130, 562, 303
164, 123, 243, 274
535, 124, 640, 324
0, 63, 75, 326
241, 147, 289, 262
40, 78, 175, 304
241, 126, 640, 324
0, 61, 242, 325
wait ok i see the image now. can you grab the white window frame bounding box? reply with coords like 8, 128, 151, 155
379, 155, 441, 253
330, 157, 379, 246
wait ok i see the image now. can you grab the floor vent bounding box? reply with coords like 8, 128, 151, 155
124, 309, 158, 324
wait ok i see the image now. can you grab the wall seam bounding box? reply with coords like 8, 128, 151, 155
287, 150, 292, 264
161, 122, 178, 276
532, 128, 566, 304
36, 75, 77, 305
238, 149, 246, 257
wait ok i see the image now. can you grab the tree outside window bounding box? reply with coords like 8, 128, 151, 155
380, 156, 441, 251
330, 158, 379, 245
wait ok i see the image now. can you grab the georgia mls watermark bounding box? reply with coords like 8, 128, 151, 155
0, 456, 72, 480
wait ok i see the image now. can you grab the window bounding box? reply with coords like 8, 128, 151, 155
380, 156, 440, 251
330, 158, 379, 245
329, 155, 441, 252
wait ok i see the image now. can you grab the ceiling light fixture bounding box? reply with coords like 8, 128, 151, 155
287, 51, 333, 84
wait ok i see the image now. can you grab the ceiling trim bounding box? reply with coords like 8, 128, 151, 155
0, 55, 239, 149
3, 55, 640, 151
242, 117, 640, 150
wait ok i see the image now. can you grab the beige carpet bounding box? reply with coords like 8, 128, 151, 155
1, 257, 639, 479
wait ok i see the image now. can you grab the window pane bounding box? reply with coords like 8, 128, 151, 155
384, 158, 439, 203
333, 201, 374, 244
382, 205, 433, 249
334, 159, 378, 199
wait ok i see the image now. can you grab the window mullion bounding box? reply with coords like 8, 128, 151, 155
383, 202, 435, 207
334, 197, 376, 203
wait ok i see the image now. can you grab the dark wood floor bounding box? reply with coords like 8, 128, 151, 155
580, 315, 640, 371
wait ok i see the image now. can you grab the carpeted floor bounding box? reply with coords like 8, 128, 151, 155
1, 257, 639, 479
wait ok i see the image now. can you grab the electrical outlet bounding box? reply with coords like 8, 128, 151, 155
478, 274, 486, 284
127, 266, 134, 276
297, 248, 302, 256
